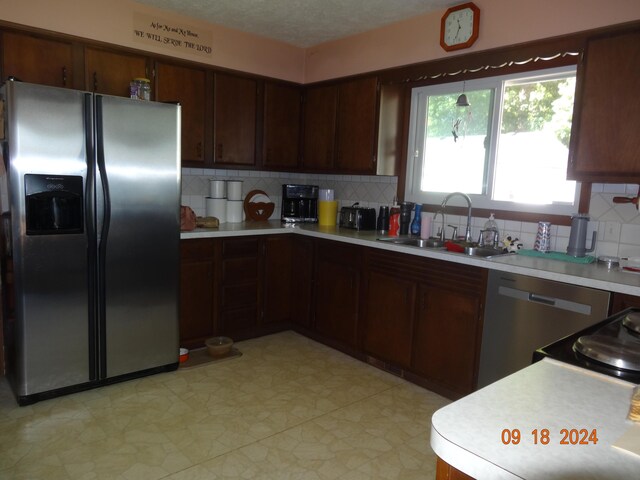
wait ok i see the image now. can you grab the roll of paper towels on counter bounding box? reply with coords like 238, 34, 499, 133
226, 200, 244, 223
205, 197, 226, 223
227, 180, 243, 201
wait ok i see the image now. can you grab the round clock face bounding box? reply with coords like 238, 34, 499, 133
444, 8, 474, 45
440, 2, 480, 51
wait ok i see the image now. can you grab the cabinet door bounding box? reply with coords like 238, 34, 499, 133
263, 82, 301, 169
180, 239, 217, 349
213, 72, 257, 166
262, 235, 292, 325
156, 62, 207, 165
413, 285, 482, 396
314, 241, 361, 348
335, 76, 378, 173
362, 269, 416, 368
291, 236, 314, 328
302, 85, 337, 171
85, 48, 148, 97
568, 28, 640, 181
2, 32, 73, 88
219, 237, 259, 336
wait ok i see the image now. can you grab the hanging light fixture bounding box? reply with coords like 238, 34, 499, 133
456, 81, 470, 107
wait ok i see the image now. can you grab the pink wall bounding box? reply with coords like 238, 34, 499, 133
305, 0, 640, 83
1, 0, 639, 84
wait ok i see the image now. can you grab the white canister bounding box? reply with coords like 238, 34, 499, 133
205, 197, 226, 223
319, 189, 334, 201
226, 200, 244, 223
227, 180, 243, 201
209, 179, 226, 198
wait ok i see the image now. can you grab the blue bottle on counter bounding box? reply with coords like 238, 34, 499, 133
410, 203, 422, 236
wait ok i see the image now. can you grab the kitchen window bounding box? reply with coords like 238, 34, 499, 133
404, 66, 579, 215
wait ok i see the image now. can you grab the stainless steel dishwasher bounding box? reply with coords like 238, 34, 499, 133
477, 270, 610, 388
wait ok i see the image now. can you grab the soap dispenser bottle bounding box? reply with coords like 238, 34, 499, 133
482, 213, 499, 247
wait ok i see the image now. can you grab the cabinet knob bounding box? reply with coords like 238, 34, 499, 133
62, 66, 67, 87
92, 71, 98, 92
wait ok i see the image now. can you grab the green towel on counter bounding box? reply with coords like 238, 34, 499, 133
517, 249, 596, 264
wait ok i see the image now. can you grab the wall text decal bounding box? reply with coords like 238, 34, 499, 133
133, 12, 212, 56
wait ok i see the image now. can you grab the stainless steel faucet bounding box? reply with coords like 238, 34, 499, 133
433, 210, 445, 241
441, 192, 473, 243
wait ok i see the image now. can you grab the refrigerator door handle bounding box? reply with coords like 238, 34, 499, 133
95, 95, 111, 379
84, 93, 98, 382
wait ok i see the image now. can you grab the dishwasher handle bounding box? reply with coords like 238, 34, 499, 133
528, 293, 556, 306
497, 285, 592, 315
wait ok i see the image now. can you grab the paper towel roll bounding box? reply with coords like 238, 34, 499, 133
226, 200, 244, 223
209, 179, 226, 198
205, 197, 226, 223
227, 180, 243, 201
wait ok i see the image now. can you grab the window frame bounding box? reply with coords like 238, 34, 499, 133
404, 65, 580, 217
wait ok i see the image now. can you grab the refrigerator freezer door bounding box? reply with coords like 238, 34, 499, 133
4, 82, 92, 396
96, 95, 180, 378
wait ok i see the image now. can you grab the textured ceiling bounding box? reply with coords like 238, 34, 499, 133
134, 0, 458, 47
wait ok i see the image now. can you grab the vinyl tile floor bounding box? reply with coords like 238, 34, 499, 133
0, 331, 449, 479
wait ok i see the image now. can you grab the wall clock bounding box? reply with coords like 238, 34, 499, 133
440, 2, 480, 52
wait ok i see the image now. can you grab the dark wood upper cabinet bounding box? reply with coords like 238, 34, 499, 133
302, 84, 338, 171
302, 76, 379, 174
262, 82, 301, 169
335, 76, 379, 173
85, 48, 148, 97
2, 32, 74, 88
568, 27, 640, 182
213, 72, 257, 167
155, 62, 207, 165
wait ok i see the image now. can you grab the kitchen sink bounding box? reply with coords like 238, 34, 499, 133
464, 246, 506, 258
376, 237, 507, 258
376, 237, 442, 248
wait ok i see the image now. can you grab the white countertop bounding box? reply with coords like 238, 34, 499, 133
180, 222, 640, 296
430, 359, 640, 480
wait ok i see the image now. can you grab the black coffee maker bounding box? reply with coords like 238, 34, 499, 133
281, 184, 319, 223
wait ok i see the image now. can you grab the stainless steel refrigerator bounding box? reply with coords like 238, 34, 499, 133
1, 80, 181, 405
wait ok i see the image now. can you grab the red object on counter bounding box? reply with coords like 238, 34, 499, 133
444, 240, 465, 253
389, 212, 400, 236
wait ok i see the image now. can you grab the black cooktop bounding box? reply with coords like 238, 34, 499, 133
533, 307, 640, 384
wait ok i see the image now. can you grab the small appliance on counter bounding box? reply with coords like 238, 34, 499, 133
339, 203, 376, 231
281, 184, 318, 223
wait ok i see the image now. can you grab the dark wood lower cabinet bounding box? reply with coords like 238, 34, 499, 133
179, 239, 217, 349
219, 237, 260, 338
610, 292, 640, 314
413, 284, 482, 397
313, 240, 361, 348
262, 235, 292, 325
290, 236, 314, 328
362, 262, 416, 369
179, 235, 487, 398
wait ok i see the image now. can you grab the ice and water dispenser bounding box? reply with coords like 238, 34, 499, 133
24, 174, 83, 235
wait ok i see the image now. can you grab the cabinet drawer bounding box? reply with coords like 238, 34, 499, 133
221, 257, 258, 283
222, 237, 259, 257
221, 283, 257, 309
219, 307, 257, 333
181, 238, 216, 260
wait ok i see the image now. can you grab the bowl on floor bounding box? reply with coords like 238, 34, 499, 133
205, 336, 233, 357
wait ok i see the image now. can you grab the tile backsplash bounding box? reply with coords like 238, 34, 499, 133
182, 169, 640, 258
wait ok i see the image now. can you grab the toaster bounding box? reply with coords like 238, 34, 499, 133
339, 204, 376, 230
